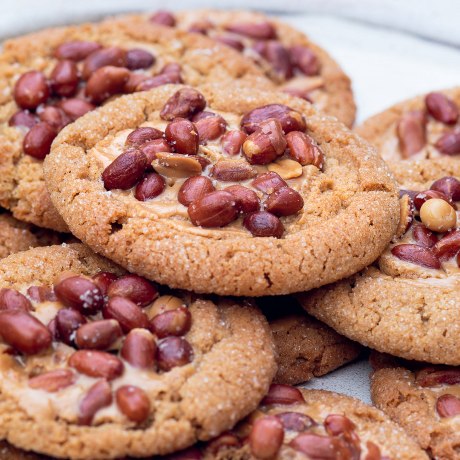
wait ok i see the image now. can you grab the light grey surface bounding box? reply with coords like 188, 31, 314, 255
302, 360, 373, 404
1, 2, 459, 404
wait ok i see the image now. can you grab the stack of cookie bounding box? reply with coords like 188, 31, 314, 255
0, 8, 457, 460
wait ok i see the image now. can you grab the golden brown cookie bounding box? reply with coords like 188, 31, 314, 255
260, 296, 362, 385
0, 20, 270, 232
356, 87, 460, 179
114, 9, 356, 127
0, 245, 276, 459
299, 170, 460, 364
44, 84, 398, 296
371, 352, 460, 460
0, 211, 63, 259
159, 384, 427, 459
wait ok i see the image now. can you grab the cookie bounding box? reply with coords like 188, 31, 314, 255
44, 84, 398, 296
0, 211, 62, 259
0, 244, 276, 459
356, 87, 460, 179
299, 170, 460, 364
159, 384, 427, 459
114, 9, 356, 127
260, 296, 363, 385
0, 20, 270, 232
371, 352, 460, 460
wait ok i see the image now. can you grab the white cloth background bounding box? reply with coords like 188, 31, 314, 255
2, 0, 460, 402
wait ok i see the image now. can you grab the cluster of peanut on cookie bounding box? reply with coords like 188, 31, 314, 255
397, 91, 460, 157
101, 88, 325, 238
392, 176, 460, 269
0, 271, 194, 425
10, 40, 183, 160
167, 384, 390, 459
150, 10, 321, 92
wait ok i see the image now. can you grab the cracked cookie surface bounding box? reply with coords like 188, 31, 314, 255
44, 84, 398, 296
0, 20, 270, 231
0, 244, 276, 459
113, 8, 356, 128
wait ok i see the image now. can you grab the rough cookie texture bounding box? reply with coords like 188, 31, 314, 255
0, 212, 62, 259
356, 87, 460, 179
261, 297, 362, 385
115, 9, 356, 127
299, 169, 460, 364
0, 20, 270, 231
44, 84, 398, 296
0, 245, 276, 459
371, 353, 460, 460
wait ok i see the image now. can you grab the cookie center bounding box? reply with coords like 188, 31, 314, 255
95, 88, 328, 238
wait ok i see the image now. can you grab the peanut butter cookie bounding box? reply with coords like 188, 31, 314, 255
299, 170, 460, 364
0, 244, 276, 459
356, 87, 460, 179
0, 211, 62, 259
44, 84, 397, 296
114, 9, 356, 127
371, 352, 460, 460
0, 20, 270, 231
260, 296, 362, 385
157, 384, 427, 459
